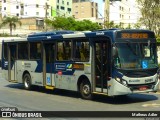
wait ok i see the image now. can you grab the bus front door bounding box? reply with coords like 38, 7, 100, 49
43, 43, 55, 89
8, 44, 17, 82
94, 40, 110, 93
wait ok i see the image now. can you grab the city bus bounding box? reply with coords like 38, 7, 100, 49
1, 29, 159, 99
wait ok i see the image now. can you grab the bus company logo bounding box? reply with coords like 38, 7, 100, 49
66, 64, 73, 71
66, 64, 72, 69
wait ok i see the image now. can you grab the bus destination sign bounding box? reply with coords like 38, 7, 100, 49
121, 33, 148, 39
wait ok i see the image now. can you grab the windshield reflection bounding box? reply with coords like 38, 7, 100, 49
114, 42, 158, 69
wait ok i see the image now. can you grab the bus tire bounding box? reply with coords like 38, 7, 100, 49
80, 80, 92, 100
23, 73, 32, 90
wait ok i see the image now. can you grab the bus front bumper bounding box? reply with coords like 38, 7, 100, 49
108, 79, 160, 96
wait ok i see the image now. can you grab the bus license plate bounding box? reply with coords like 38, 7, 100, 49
139, 86, 148, 91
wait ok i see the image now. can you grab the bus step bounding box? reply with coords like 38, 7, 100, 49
45, 86, 54, 90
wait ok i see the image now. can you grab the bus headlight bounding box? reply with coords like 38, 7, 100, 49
122, 80, 128, 86
115, 77, 121, 82
115, 77, 128, 86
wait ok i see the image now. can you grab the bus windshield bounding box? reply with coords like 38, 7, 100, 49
114, 42, 158, 69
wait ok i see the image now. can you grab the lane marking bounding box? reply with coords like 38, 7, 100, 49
142, 103, 160, 107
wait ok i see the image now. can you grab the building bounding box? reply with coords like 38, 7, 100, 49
104, 0, 140, 28
72, 1, 98, 20
56, 0, 72, 17
1, 0, 72, 18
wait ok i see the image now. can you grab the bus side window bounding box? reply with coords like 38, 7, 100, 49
80, 43, 86, 61
57, 42, 64, 61
30, 42, 41, 59
73, 41, 89, 61
4, 43, 8, 60
18, 42, 28, 59
57, 48, 64, 60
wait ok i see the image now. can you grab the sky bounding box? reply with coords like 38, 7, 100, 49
92, 0, 104, 18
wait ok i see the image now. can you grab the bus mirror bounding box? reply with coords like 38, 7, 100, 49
112, 46, 118, 58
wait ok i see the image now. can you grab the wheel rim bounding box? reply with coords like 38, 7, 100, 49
83, 84, 90, 95
24, 77, 29, 88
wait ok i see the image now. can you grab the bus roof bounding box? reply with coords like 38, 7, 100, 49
2, 29, 155, 43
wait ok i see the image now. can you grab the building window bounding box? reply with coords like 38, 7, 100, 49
36, 4, 39, 8
62, 1, 64, 4
57, 5, 59, 9
122, 7, 124, 11
75, 12, 78, 14
68, 8, 71, 12
67, 2, 69, 5
36, 12, 39, 15
57, 0, 59, 3
3, 0, 6, 3
16, 13, 19, 17
16, 6, 19, 9
25, 12, 27, 15
61, 6, 64, 10
4, 7, 6, 10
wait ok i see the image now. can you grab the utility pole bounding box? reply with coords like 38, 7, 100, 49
104, 0, 110, 29
44, 2, 48, 31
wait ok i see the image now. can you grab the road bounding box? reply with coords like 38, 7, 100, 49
0, 72, 160, 120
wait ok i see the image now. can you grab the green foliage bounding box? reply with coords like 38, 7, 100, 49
156, 36, 160, 43
45, 17, 102, 31
0, 33, 18, 37
136, 0, 160, 36
0, 16, 22, 35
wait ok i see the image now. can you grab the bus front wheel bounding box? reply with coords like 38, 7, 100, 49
23, 73, 31, 90
80, 81, 92, 100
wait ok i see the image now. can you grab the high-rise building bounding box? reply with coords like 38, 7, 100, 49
56, 0, 72, 17
72, 1, 98, 19
104, 0, 140, 28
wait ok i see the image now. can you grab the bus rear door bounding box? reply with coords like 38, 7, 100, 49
43, 43, 55, 89
94, 39, 111, 94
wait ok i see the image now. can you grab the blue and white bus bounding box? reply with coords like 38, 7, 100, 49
1, 29, 159, 99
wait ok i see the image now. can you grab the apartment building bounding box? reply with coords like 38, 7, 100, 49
104, 0, 140, 28
56, 0, 72, 17
1, 0, 72, 18
72, 0, 98, 20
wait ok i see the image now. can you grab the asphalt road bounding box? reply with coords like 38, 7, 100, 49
0, 72, 160, 120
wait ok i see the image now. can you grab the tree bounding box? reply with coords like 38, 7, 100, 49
45, 16, 102, 31
0, 16, 22, 35
136, 0, 160, 36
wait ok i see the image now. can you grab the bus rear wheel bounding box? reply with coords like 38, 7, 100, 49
23, 73, 32, 90
80, 81, 92, 100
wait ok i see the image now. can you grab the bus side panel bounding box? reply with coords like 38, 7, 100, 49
54, 62, 91, 91
16, 60, 43, 86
